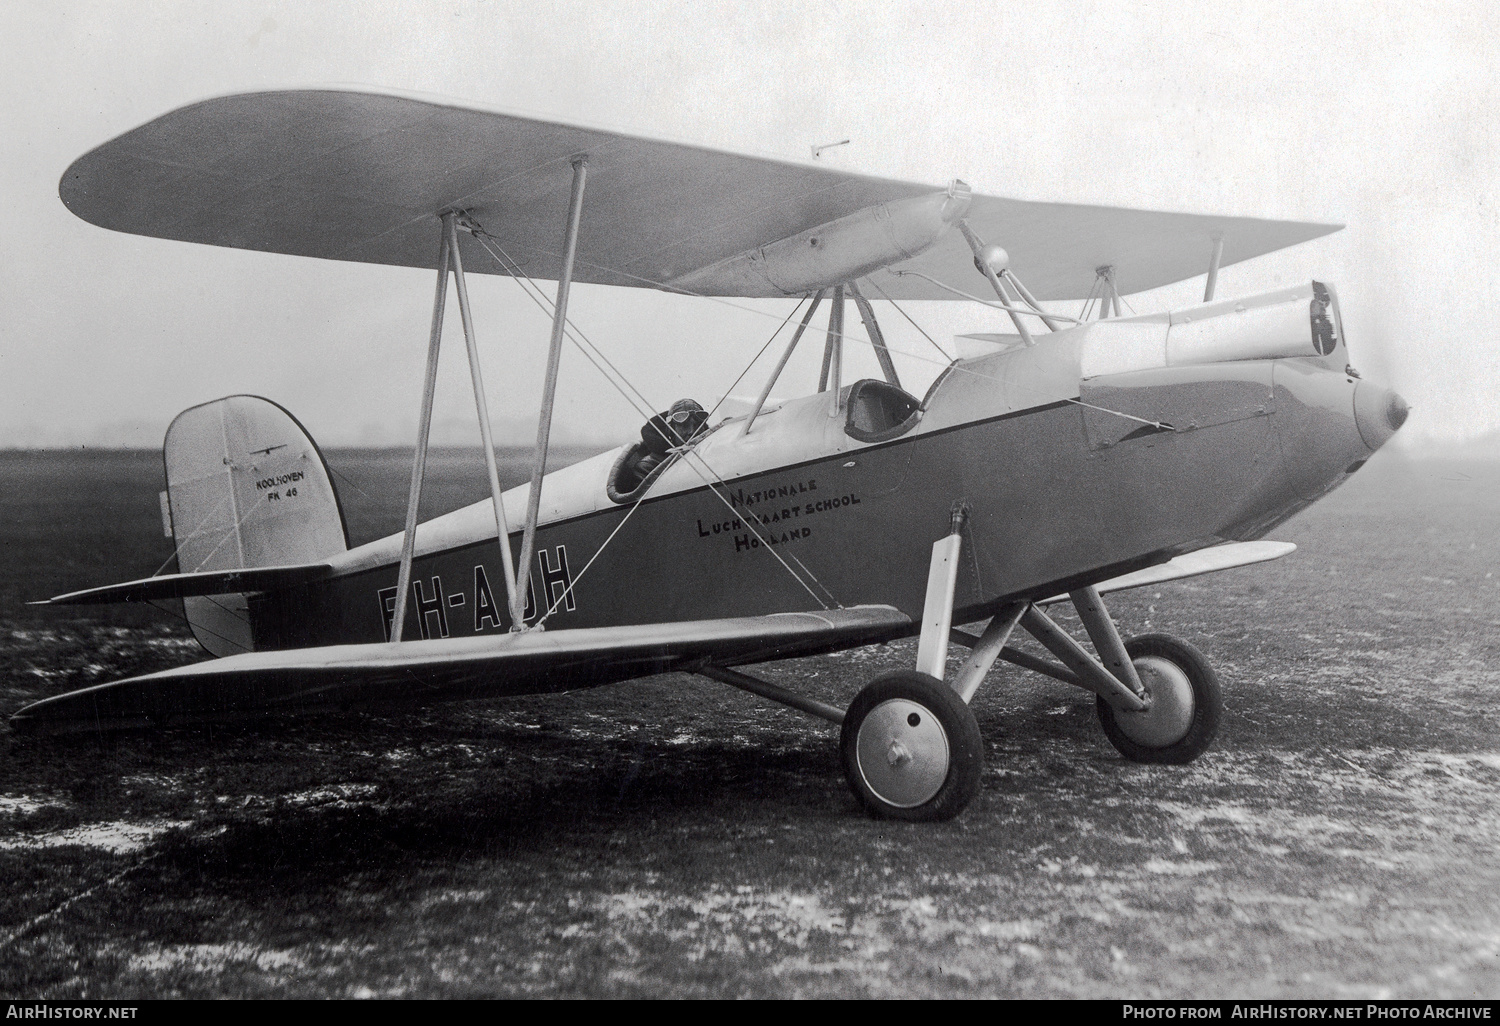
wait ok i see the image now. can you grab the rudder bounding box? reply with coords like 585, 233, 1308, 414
163, 395, 347, 656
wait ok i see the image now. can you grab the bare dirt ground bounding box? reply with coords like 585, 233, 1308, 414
0, 447, 1496, 999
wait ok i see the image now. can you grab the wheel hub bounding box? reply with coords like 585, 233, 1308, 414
1113, 655, 1195, 748
855, 698, 950, 808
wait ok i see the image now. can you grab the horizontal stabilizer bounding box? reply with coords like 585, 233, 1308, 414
35, 563, 334, 606
1040, 541, 1295, 604
9, 606, 912, 735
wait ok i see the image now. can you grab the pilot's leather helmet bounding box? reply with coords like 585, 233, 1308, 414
666, 398, 706, 424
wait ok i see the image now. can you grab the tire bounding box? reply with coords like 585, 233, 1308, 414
840, 670, 983, 822
1096, 634, 1222, 764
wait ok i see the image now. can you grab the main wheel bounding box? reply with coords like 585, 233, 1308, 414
840, 670, 983, 822
1096, 633, 1222, 764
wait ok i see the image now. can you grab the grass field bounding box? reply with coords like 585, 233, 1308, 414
1, 447, 1496, 998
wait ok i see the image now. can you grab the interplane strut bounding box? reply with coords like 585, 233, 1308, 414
448, 213, 522, 620
391, 160, 590, 641
514, 157, 589, 631
390, 230, 451, 644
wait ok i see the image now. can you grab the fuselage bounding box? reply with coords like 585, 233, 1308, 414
246, 282, 1405, 651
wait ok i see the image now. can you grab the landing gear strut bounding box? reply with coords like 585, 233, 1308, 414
837, 507, 984, 820
696, 513, 1223, 822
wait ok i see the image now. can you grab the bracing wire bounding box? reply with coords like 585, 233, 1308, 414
145, 597, 252, 652
173, 489, 276, 579
887, 270, 1086, 323
155, 223, 1159, 641
786, 549, 840, 608
145, 490, 233, 578
1078, 275, 1102, 322
137, 480, 271, 636
124, 224, 1172, 647
535, 452, 672, 625
473, 233, 658, 420
326, 462, 375, 503
861, 276, 952, 361
677, 448, 834, 610
496, 239, 1168, 430
468, 230, 836, 609
466, 222, 1181, 618
705, 296, 808, 421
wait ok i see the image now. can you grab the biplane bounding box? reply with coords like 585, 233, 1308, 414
13, 88, 1408, 822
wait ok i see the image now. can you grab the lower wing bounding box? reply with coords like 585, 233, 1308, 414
1040, 540, 1296, 604
10, 606, 912, 735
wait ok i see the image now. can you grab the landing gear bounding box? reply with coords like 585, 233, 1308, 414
840, 671, 983, 822
696, 516, 1227, 825
1096, 634, 1222, 764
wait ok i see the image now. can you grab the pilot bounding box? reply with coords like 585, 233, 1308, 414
644, 399, 708, 451
633, 399, 709, 481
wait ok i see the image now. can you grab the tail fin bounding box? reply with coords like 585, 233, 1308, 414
163, 396, 347, 656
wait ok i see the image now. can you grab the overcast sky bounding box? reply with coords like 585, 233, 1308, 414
2, 0, 1494, 449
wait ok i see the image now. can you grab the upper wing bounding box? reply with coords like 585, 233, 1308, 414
9, 605, 912, 735
61, 87, 1339, 301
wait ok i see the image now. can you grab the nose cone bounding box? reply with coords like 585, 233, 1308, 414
1353, 381, 1409, 451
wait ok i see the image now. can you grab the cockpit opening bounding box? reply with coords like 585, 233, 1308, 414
844, 379, 923, 443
